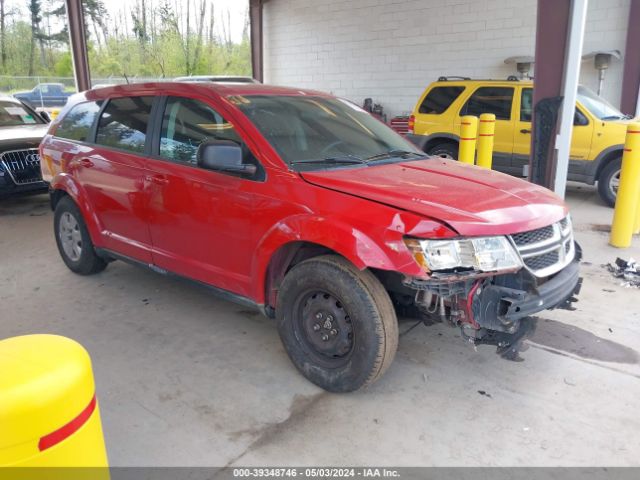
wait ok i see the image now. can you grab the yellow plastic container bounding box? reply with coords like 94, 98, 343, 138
0, 334, 109, 473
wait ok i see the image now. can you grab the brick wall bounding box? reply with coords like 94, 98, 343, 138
263, 0, 630, 118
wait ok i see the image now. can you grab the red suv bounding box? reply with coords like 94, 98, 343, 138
41, 83, 581, 392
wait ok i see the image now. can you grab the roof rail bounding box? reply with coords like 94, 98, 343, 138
437, 76, 471, 81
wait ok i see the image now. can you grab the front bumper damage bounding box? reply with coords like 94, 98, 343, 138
391, 243, 582, 360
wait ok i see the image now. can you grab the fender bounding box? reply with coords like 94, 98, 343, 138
587, 144, 624, 184
405, 132, 460, 152
49, 173, 104, 247
250, 214, 400, 304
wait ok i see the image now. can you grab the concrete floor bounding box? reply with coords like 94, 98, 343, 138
1, 183, 639, 467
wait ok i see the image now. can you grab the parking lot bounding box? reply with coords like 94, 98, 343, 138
1, 184, 638, 467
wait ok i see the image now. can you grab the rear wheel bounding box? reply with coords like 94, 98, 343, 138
427, 142, 458, 160
54, 196, 107, 275
597, 157, 621, 208
276, 255, 398, 392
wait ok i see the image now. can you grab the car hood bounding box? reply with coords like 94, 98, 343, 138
300, 159, 568, 236
0, 124, 48, 149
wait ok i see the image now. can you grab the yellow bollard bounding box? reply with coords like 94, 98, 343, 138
635, 197, 640, 235
0, 334, 109, 476
458, 115, 478, 165
50, 109, 61, 120
610, 122, 640, 248
476, 113, 496, 169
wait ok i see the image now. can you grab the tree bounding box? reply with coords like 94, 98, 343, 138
0, 0, 5, 70
27, 0, 43, 75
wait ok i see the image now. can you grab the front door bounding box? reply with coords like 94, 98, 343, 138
145, 95, 260, 297
513, 88, 594, 176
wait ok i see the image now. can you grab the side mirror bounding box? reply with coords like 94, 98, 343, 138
39, 111, 51, 123
197, 140, 257, 176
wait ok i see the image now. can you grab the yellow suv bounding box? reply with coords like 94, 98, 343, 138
406, 77, 634, 206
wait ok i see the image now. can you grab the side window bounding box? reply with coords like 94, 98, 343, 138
96, 96, 154, 154
419, 86, 465, 114
521, 88, 588, 125
461, 87, 514, 120
574, 108, 589, 126
55, 101, 103, 142
520, 89, 533, 122
159, 97, 242, 165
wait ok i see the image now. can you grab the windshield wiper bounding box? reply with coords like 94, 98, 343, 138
290, 155, 366, 166
364, 150, 425, 162
601, 115, 627, 120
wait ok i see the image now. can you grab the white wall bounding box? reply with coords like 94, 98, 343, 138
263, 0, 630, 118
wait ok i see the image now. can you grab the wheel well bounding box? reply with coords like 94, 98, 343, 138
595, 149, 623, 181
264, 241, 339, 312
49, 189, 68, 211
423, 138, 458, 154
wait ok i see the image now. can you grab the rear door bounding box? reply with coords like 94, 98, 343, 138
413, 85, 465, 135
458, 86, 515, 172
145, 95, 262, 297
74, 96, 155, 262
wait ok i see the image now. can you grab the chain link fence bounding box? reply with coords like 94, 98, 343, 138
0, 75, 166, 111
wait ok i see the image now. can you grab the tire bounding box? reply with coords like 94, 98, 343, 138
597, 157, 621, 208
427, 142, 459, 160
54, 196, 107, 275
276, 255, 398, 393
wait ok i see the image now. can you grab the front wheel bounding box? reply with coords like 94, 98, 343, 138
276, 255, 398, 392
597, 158, 621, 208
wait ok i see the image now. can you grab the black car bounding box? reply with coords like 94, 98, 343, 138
0, 96, 49, 198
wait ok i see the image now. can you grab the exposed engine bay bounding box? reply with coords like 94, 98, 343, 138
379, 243, 583, 360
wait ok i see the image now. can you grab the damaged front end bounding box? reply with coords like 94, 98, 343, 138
385, 217, 582, 359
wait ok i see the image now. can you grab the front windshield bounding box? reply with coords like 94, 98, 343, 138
577, 86, 626, 120
0, 101, 42, 127
231, 95, 424, 169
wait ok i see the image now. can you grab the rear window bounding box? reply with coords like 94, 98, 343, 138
419, 86, 465, 114
0, 101, 42, 127
461, 86, 514, 120
55, 101, 102, 142
96, 97, 154, 153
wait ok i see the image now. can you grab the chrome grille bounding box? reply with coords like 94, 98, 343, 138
0, 149, 44, 185
512, 225, 555, 246
510, 216, 575, 277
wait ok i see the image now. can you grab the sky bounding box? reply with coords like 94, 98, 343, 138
6, 0, 249, 44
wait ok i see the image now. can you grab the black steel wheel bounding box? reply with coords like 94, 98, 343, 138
276, 255, 398, 392
294, 289, 355, 368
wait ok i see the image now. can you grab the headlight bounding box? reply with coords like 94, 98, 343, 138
404, 236, 523, 274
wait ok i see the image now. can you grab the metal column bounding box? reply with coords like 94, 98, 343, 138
620, 0, 640, 117
529, 0, 587, 197
249, 0, 264, 83
554, 0, 588, 196
65, 0, 91, 92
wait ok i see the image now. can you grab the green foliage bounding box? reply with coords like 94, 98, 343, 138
0, 0, 251, 80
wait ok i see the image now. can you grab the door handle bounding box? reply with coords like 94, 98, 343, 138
520, 129, 531, 134
72, 158, 94, 168
147, 175, 169, 186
